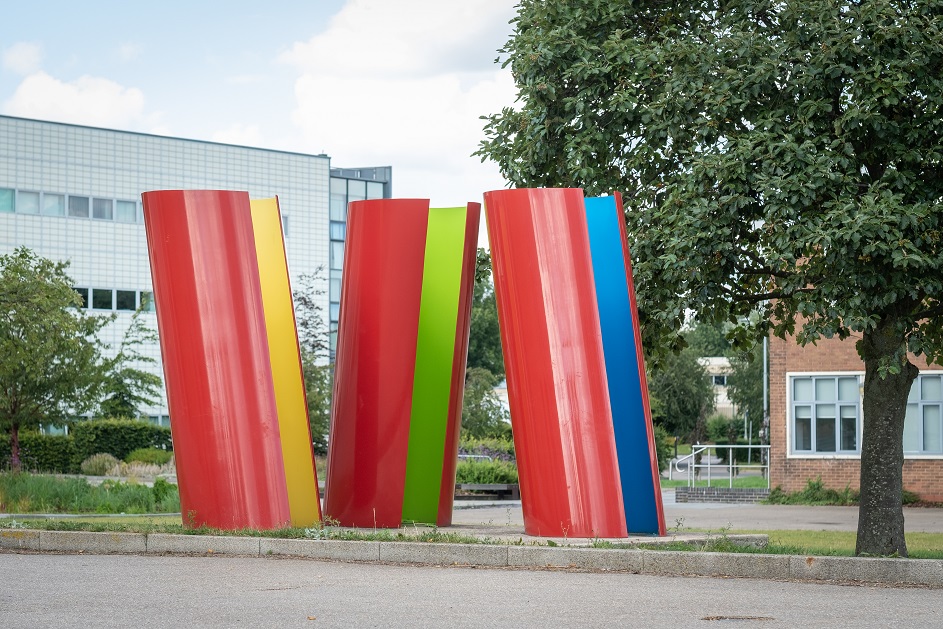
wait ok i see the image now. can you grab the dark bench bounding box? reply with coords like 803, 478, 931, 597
455, 483, 520, 500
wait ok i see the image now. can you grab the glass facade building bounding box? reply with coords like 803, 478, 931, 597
0, 115, 391, 424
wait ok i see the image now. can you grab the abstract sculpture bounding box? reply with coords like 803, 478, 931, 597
324, 199, 480, 528
484, 188, 665, 537
142, 190, 321, 530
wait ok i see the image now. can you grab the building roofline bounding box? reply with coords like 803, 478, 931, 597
0, 114, 332, 161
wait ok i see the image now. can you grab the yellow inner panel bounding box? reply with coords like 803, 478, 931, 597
250, 197, 321, 526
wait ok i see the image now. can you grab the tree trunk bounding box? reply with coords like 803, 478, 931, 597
855, 319, 918, 557
10, 423, 21, 473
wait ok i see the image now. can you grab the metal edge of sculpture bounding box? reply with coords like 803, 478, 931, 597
141, 190, 321, 530
324, 199, 480, 528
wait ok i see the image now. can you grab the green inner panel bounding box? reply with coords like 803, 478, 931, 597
402, 207, 467, 523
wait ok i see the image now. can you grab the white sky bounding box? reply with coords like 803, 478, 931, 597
0, 1, 518, 244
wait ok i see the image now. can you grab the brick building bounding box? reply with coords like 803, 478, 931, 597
769, 332, 943, 502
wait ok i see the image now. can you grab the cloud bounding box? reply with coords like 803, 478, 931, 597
2, 42, 43, 75
1, 71, 158, 130
279, 0, 515, 79
282, 0, 518, 207
117, 43, 143, 63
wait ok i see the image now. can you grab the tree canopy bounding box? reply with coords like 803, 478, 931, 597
0, 247, 108, 470
292, 270, 332, 454
479, 0, 943, 556
467, 252, 505, 380
647, 347, 715, 439
97, 310, 162, 419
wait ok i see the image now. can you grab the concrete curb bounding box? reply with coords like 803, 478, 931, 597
4, 530, 941, 587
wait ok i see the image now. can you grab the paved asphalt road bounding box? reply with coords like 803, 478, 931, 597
2, 553, 939, 628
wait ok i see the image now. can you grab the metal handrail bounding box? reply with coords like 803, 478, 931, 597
670, 443, 771, 489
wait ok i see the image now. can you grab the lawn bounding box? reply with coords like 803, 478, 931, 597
659, 476, 770, 489
731, 529, 943, 560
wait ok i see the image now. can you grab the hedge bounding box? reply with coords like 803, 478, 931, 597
71, 419, 172, 468
0, 432, 77, 473
2, 419, 172, 474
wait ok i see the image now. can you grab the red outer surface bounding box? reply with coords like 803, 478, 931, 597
613, 192, 667, 535
141, 190, 291, 530
484, 188, 628, 538
435, 203, 481, 526
324, 199, 429, 527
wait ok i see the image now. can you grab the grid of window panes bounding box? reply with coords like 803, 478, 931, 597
791, 375, 860, 454
1, 187, 141, 223
328, 175, 387, 357
73, 287, 155, 312
1, 114, 345, 420
905, 374, 943, 454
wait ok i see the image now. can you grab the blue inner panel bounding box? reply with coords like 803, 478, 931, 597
584, 196, 661, 535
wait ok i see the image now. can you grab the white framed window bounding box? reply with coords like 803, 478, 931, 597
16, 190, 40, 214
115, 200, 137, 223
789, 374, 861, 455
905, 373, 943, 454
42, 193, 65, 216
0, 188, 13, 213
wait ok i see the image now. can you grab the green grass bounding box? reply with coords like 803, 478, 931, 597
0, 473, 179, 514
5, 514, 942, 559
659, 476, 769, 489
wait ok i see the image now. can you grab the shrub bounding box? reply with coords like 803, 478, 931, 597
0, 432, 77, 473
707, 413, 737, 442
81, 453, 121, 476
454, 459, 518, 484
458, 435, 515, 461
125, 447, 173, 465
71, 419, 171, 468
766, 478, 858, 506
652, 423, 674, 472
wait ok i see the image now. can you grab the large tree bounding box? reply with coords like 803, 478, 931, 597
292, 270, 332, 454
467, 249, 506, 380
97, 310, 162, 419
0, 247, 108, 470
478, 0, 943, 556
647, 347, 716, 439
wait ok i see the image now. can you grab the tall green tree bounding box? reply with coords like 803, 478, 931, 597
467, 256, 505, 380
478, 1, 943, 556
727, 343, 766, 437
292, 270, 332, 454
647, 348, 715, 439
0, 248, 108, 470
461, 367, 511, 439
97, 309, 162, 419
684, 321, 731, 358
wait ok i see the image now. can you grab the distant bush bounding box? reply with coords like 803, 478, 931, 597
707, 414, 737, 442
653, 423, 674, 472
80, 453, 121, 476
71, 419, 171, 468
0, 433, 77, 473
458, 436, 515, 462
766, 477, 857, 506
125, 448, 173, 466
454, 459, 518, 484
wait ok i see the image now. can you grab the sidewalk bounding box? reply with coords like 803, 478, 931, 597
450, 491, 943, 534
4, 491, 943, 586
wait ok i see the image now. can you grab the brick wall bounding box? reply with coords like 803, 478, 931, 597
675, 487, 770, 504
769, 332, 943, 502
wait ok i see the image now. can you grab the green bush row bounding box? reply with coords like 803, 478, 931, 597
0, 419, 171, 474
766, 477, 921, 506
454, 459, 518, 484
458, 435, 515, 461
